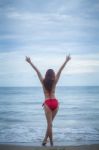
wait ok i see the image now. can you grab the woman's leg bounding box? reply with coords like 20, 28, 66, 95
43, 104, 53, 146
43, 105, 59, 146
52, 107, 59, 121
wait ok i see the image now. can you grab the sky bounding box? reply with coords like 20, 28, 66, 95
0, 0, 99, 86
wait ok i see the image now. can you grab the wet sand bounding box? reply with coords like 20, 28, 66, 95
0, 144, 99, 150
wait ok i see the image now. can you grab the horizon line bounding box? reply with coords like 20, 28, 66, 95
0, 85, 99, 88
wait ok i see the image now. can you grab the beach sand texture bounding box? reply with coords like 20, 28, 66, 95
0, 144, 99, 150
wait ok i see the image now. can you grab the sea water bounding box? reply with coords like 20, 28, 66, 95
0, 86, 99, 146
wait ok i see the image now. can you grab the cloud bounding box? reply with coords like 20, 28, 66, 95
1, 51, 99, 86
0, 51, 99, 74
67, 60, 99, 74
1, 0, 99, 53
0, 0, 99, 86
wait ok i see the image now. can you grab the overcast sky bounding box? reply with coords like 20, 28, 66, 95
0, 0, 99, 86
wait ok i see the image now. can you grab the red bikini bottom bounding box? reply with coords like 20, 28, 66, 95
42, 98, 59, 111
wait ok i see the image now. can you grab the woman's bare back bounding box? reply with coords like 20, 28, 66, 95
43, 83, 56, 99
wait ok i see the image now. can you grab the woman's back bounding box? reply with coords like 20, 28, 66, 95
43, 69, 56, 99
43, 82, 56, 99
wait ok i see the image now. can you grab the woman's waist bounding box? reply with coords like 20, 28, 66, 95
44, 94, 56, 99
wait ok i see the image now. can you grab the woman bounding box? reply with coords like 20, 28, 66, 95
26, 54, 71, 146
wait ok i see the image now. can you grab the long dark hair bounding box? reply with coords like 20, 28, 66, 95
43, 69, 55, 93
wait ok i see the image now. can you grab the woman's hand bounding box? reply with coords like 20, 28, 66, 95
25, 56, 32, 64
66, 54, 71, 62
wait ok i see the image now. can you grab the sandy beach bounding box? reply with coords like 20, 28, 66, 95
0, 144, 99, 150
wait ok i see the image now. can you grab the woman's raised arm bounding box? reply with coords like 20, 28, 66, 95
55, 54, 71, 84
25, 56, 43, 84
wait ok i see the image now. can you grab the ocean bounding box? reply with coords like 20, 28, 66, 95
0, 86, 99, 146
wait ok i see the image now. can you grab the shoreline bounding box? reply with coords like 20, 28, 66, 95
0, 144, 99, 150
